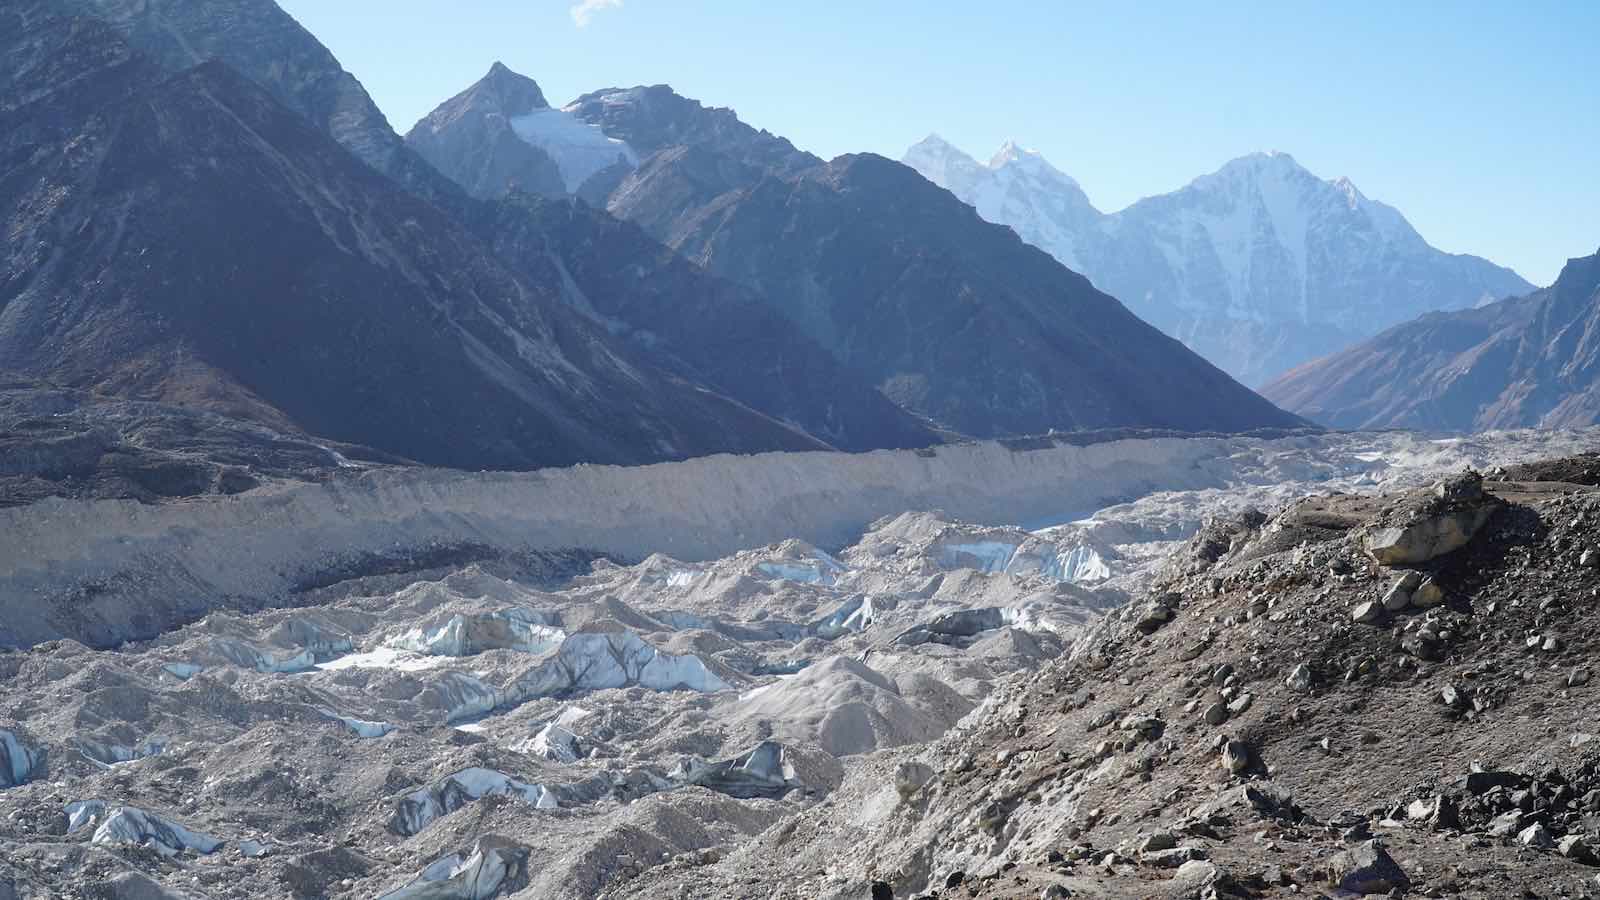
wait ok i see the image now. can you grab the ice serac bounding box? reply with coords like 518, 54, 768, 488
568, 88, 1303, 436
1264, 250, 1600, 431
391, 769, 559, 837
66, 801, 225, 856
0, 730, 42, 788
673, 741, 798, 800
378, 836, 532, 900
903, 139, 1533, 386
510, 632, 730, 700
389, 609, 566, 658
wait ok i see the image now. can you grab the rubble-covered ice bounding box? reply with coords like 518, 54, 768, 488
65, 801, 224, 855
378, 836, 531, 900
509, 631, 731, 700
2, 430, 1595, 897
0, 729, 41, 788
389, 609, 565, 658
391, 768, 559, 836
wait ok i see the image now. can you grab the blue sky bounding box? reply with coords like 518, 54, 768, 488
278, 0, 1596, 286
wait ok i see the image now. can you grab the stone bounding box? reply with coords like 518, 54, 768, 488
1560, 835, 1597, 864
1351, 601, 1384, 625
1365, 487, 1497, 566
1382, 577, 1414, 611
1142, 846, 1207, 868
1460, 771, 1528, 794
1039, 886, 1070, 900
1137, 831, 1178, 853
1179, 638, 1211, 662
1226, 693, 1253, 716
1135, 601, 1174, 633
1285, 663, 1313, 693
1583, 548, 1599, 568
1434, 472, 1485, 503
1488, 811, 1524, 837
1119, 716, 1165, 739
1221, 739, 1251, 775
1331, 840, 1410, 895
1517, 822, 1555, 849
1203, 702, 1229, 726
870, 882, 893, 900
1407, 794, 1459, 830
894, 761, 935, 801
1412, 578, 1446, 608
1168, 860, 1224, 893
1440, 684, 1469, 710
944, 871, 965, 888
1243, 783, 1296, 818
1543, 635, 1565, 653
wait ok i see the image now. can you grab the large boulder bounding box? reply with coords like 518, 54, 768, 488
1365, 473, 1500, 565
1330, 840, 1409, 894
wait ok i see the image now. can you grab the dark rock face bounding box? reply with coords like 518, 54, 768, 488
0, 375, 405, 507
0, 11, 825, 470
606, 145, 1305, 436
565, 84, 818, 177
410, 67, 1302, 437
475, 194, 940, 452
47, 0, 464, 207
548, 86, 1303, 436
1263, 250, 1600, 430
405, 63, 567, 200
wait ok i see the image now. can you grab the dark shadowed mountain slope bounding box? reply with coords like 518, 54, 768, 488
1263, 249, 1600, 430
403, 65, 939, 450
474, 193, 942, 451
420, 73, 1304, 436
48, 0, 466, 208
405, 62, 568, 199
608, 141, 1307, 435
0, 10, 828, 469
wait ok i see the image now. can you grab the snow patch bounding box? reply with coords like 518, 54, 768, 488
511, 108, 636, 192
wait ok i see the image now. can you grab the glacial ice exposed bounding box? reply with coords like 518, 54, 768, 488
66, 801, 224, 856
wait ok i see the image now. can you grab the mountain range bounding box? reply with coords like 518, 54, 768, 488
408, 64, 1303, 437
1263, 248, 1600, 430
902, 136, 1534, 386
2, 0, 954, 469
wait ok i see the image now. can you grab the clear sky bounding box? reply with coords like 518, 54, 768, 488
277, 0, 1596, 286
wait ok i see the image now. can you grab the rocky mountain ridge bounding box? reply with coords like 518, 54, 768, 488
0, 6, 838, 471
410, 65, 1308, 438
1263, 248, 1600, 430
902, 136, 1534, 386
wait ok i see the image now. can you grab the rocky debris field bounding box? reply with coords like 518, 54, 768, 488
0, 508, 1121, 899
1, 432, 1598, 899
0, 378, 403, 508
613, 456, 1600, 899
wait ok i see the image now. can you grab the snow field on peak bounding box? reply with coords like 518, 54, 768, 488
511, 108, 636, 191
